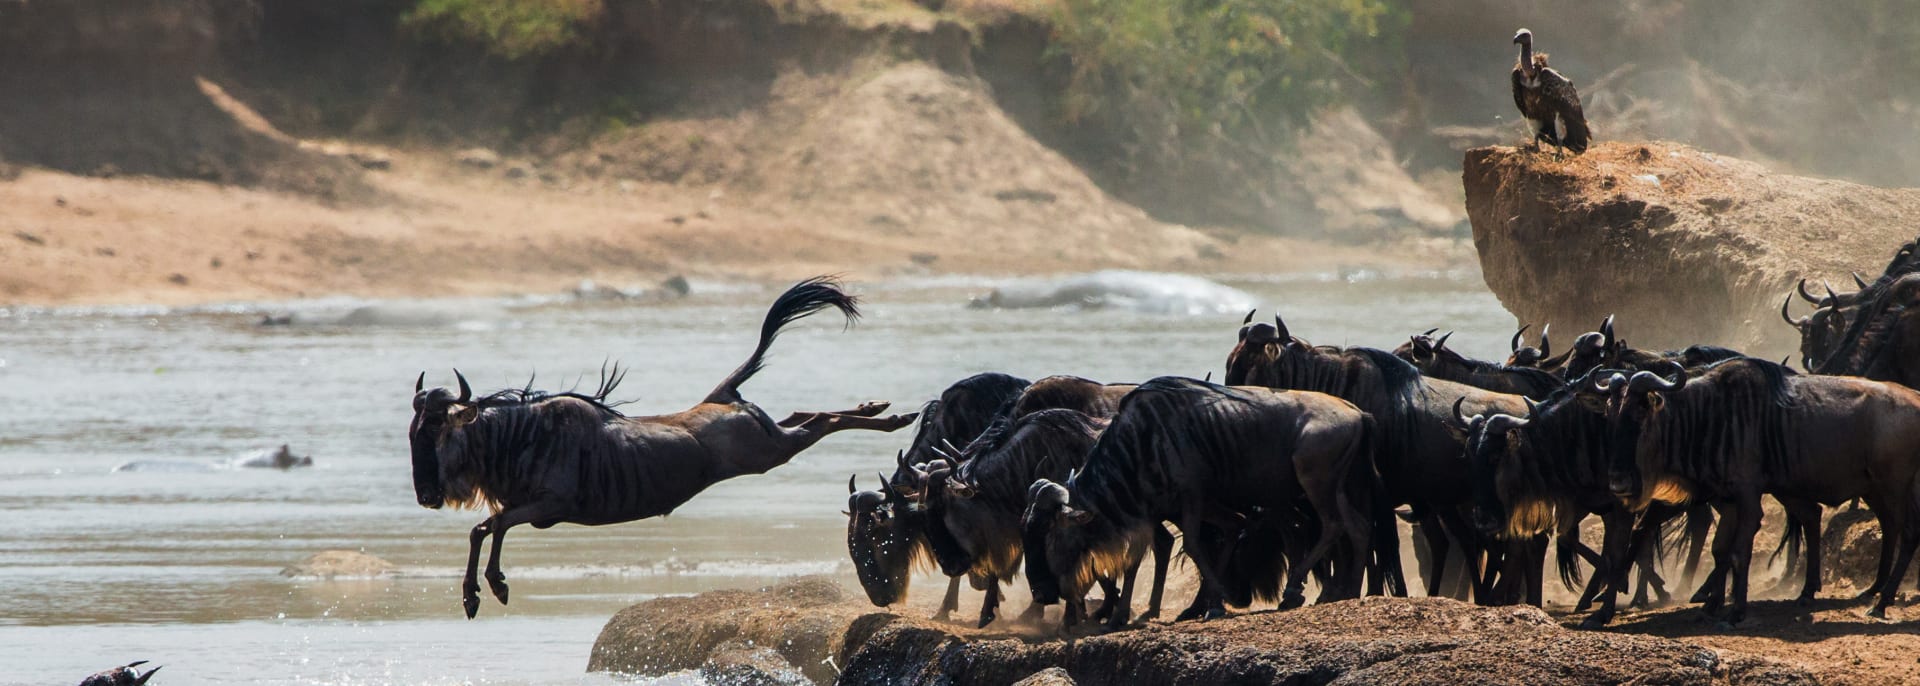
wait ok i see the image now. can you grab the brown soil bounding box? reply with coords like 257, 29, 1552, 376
1464, 141, 1920, 359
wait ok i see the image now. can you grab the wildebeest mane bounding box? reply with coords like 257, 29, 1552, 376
1430, 350, 1565, 399
1647, 358, 1796, 491
469, 364, 632, 416
902, 372, 1031, 465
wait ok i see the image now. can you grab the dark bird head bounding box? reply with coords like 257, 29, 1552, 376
1513, 28, 1533, 46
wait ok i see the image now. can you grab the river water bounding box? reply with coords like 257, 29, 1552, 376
0, 270, 1512, 685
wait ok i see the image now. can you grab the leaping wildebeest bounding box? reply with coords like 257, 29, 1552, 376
410, 277, 918, 618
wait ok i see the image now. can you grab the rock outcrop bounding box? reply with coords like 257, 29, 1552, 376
589, 576, 1810, 686
1465, 142, 1920, 357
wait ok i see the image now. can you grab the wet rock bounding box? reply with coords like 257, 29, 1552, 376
698, 642, 811, 686
281, 550, 396, 579
1465, 141, 1920, 358
1013, 667, 1076, 686
594, 579, 1810, 686
589, 576, 870, 685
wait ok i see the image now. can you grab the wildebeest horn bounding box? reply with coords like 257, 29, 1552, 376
1452, 397, 1471, 426
1422, 327, 1440, 337
1523, 397, 1540, 417
1435, 332, 1453, 350
1273, 314, 1292, 342
940, 438, 964, 459
877, 473, 890, 491
1600, 315, 1615, 346
1796, 278, 1821, 304
1242, 309, 1256, 325
453, 369, 471, 403
1204, 371, 1212, 383
1781, 294, 1808, 328
1511, 325, 1528, 352
1589, 371, 1625, 393
416, 371, 426, 393
1853, 271, 1869, 289
849, 474, 857, 494
1538, 324, 1551, 353
1823, 281, 1838, 304
1627, 370, 1683, 394
896, 449, 907, 467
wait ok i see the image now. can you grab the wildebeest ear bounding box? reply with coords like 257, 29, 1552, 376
1060, 507, 1093, 525
449, 404, 479, 425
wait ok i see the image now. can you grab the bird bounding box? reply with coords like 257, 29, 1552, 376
1510, 28, 1591, 155
77, 661, 161, 686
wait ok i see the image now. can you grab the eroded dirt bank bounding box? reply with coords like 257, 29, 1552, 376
590, 577, 1822, 686
1464, 142, 1920, 358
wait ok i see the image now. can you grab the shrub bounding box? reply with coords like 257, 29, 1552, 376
403, 0, 605, 59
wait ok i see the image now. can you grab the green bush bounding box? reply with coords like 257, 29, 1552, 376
1048, 0, 1403, 147
403, 0, 604, 59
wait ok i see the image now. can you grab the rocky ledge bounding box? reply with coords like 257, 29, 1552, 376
1464, 142, 1920, 357
588, 576, 1810, 686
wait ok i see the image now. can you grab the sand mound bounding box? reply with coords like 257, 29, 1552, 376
280, 550, 396, 579
1465, 141, 1920, 357
739, 63, 1215, 268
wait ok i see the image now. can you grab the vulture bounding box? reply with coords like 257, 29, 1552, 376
1511, 28, 1590, 154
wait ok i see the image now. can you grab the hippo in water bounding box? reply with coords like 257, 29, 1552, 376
77, 661, 160, 686
113, 445, 312, 473
967, 271, 1260, 316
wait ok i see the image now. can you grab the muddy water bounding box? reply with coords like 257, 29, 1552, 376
0, 271, 1512, 685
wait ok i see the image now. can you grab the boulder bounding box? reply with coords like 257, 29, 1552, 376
280, 550, 396, 579
1464, 142, 1920, 358
588, 576, 871, 685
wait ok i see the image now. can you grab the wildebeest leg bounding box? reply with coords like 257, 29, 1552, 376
933, 576, 960, 621
977, 579, 1001, 628
1722, 497, 1764, 625
1869, 514, 1918, 619
482, 501, 572, 608
781, 412, 919, 451
1580, 509, 1634, 628
1091, 577, 1120, 622
462, 518, 492, 619
1177, 510, 1233, 620
1771, 497, 1822, 605
1138, 524, 1172, 621
1435, 509, 1490, 603
1679, 503, 1712, 597
776, 402, 892, 427
1105, 537, 1146, 631
1415, 514, 1450, 598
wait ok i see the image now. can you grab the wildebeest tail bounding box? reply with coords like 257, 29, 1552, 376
705, 276, 860, 404
1770, 510, 1805, 567
1356, 414, 1407, 597
1554, 537, 1585, 593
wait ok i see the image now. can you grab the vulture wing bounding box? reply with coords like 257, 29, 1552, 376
1538, 67, 1590, 153
1511, 66, 1531, 121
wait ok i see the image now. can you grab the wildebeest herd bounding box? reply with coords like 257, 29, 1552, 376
836, 241, 1920, 632
398, 260, 1920, 633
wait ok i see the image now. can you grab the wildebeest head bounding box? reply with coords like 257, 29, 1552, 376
1781, 291, 1847, 370
408, 370, 476, 509
1224, 311, 1307, 386
845, 474, 922, 606
1021, 478, 1097, 605
1507, 324, 1566, 368
1599, 370, 1680, 504
1451, 397, 1508, 535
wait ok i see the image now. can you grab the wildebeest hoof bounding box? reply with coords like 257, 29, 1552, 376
1278, 594, 1306, 610
931, 610, 952, 622
1689, 587, 1712, 604
1174, 607, 1204, 622
849, 401, 891, 416
977, 612, 996, 629
1578, 613, 1614, 630
1201, 608, 1227, 621
1135, 609, 1160, 622
1866, 606, 1890, 620
488, 576, 509, 604
463, 593, 481, 619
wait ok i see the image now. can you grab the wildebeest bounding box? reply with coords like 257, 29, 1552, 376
1023, 377, 1379, 629
1605, 358, 1920, 622
1507, 324, 1568, 369
409, 277, 917, 618
77, 662, 160, 686
1811, 273, 1920, 385
1227, 313, 1530, 602
849, 372, 1029, 618
1458, 376, 1707, 627
1396, 330, 1565, 400
922, 408, 1171, 627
